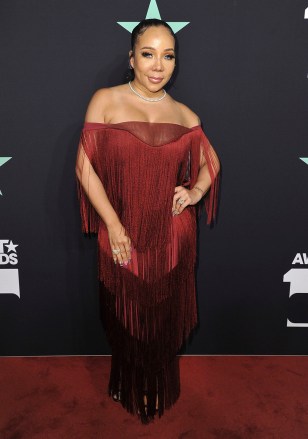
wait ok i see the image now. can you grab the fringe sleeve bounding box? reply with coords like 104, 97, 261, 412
75, 128, 101, 235
190, 127, 220, 225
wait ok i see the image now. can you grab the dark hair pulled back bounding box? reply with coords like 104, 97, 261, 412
125, 18, 178, 86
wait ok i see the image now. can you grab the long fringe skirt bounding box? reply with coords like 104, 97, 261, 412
98, 208, 198, 424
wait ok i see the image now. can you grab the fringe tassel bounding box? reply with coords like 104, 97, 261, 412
75, 131, 100, 235
100, 281, 182, 423
190, 129, 220, 225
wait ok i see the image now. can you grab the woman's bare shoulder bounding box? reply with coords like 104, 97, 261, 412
172, 99, 201, 128
84, 86, 125, 123
84, 88, 110, 123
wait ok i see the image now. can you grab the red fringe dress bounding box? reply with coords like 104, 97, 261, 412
76, 121, 220, 423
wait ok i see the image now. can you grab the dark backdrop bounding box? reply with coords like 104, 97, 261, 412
1, 0, 308, 355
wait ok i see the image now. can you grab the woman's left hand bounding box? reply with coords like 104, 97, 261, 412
172, 186, 202, 215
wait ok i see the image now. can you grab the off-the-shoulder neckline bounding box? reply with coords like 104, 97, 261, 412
83, 120, 201, 131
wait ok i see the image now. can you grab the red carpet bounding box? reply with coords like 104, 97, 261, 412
1, 356, 308, 438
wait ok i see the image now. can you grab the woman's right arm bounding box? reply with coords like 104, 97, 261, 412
75, 88, 119, 228
75, 150, 119, 229
75, 89, 132, 265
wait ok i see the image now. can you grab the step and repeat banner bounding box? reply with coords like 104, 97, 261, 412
1, 0, 308, 355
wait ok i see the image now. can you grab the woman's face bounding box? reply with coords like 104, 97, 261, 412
129, 25, 176, 97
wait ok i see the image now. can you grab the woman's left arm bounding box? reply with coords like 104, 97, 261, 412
190, 142, 220, 204
172, 139, 220, 215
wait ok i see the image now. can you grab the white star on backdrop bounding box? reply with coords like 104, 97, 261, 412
5, 240, 18, 253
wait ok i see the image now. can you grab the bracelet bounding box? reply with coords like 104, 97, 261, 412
192, 186, 205, 195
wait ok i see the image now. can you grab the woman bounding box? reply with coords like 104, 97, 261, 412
75, 18, 220, 424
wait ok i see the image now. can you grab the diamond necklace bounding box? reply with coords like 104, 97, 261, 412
128, 81, 166, 102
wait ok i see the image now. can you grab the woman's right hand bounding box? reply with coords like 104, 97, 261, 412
107, 221, 132, 266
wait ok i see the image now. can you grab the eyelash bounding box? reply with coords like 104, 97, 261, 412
141, 51, 175, 60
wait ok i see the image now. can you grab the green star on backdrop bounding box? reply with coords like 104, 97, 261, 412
300, 158, 308, 165
0, 157, 12, 196
117, 0, 189, 34
0, 157, 11, 167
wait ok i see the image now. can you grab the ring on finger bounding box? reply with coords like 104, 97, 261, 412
178, 198, 185, 205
